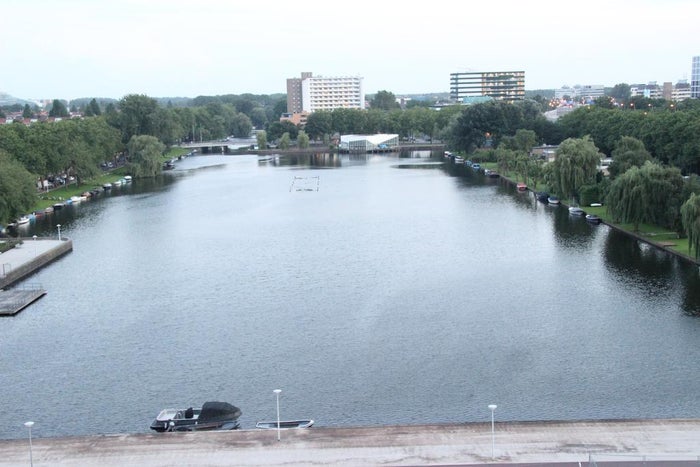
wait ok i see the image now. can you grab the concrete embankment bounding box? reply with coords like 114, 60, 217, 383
0, 419, 699, 466
0, 238, 72, 289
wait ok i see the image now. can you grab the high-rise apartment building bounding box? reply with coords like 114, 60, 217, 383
692, 56, 700, 99
286, 72, 364, 113
449, 71, 525, 103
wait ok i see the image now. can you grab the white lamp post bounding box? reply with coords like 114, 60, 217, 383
32, 235, 37, 256
273, 389, 282, 441
488, 404, 497, 459
56, 224, 61, 241
24, 421, 34, 467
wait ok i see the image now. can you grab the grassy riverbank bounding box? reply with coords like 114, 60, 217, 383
481, 161, 697, 265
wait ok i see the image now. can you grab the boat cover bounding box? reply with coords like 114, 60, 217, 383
199, 401, 242, 422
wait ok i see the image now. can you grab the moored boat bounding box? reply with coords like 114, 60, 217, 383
150, 401, 242, 433
255, 419, 314, 429
516, 182, 527, 191
586, 214, 602, 224
535, 192, 549, 203
569, 206, 586, 216
547, 196, 560, 205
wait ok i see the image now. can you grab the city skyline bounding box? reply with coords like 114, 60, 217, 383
1, 0, 698, 101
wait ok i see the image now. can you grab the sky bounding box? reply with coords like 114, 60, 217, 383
1, 0, 698, 101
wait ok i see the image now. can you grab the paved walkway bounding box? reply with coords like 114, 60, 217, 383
1, 419, 699, 466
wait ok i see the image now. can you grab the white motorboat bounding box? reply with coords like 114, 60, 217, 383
255, 419, 314, 429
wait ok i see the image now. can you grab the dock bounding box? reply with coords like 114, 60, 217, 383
0, 237, 72, 315
0, 284, 46, 315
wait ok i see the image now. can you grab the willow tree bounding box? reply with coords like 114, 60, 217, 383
545, 135, 601, 204
606, 161, 685, 232
126, 135, 164, 178
681, 193, 700, 259
608, 136, 653, 179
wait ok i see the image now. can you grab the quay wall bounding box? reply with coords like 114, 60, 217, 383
0, 239, 72, 289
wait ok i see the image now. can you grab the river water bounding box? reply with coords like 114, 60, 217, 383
1, 150, 699, 440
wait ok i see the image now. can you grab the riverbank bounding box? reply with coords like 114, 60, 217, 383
1, 419, 698, 466
470, 161, 700, 267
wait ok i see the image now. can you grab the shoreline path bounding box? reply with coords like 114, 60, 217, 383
1, 419, 699, 466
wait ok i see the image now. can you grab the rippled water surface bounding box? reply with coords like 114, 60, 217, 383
2, 151, 699, 440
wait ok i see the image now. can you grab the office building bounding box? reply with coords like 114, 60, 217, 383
692, 56, 700, 99
449, 71, 525, 103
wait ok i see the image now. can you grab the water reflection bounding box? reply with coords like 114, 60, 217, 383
552, 206, 597, 248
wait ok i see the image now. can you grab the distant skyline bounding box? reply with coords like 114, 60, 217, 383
1, 0, 698, 101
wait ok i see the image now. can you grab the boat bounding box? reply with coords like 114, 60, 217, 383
516, 182, 527, 191
535, 192, 549, 203
149, 401, 242, 432
16, 216, 30, 225
586, 214, 602, 224
547, 196, 560, 205
569, 206, 586, 216
124, 175, 132, 182
255, 419, 314, 430
70, 195, 82, 204
103, 183, 112, 190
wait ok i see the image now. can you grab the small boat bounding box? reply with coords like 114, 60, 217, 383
124, 175, 132, 182
454, 156, 464, 164
535, 192, 549, 203
16, 216, 30, 225
103, 183, 112, 190
45, 206, 54, 213
150, 401, 242, 433
586, 214, 602, 224
516, 182, 527, 191
113, 179, 122, 187
547, 196, 560, 205
255, 419, 314, 430
471, 163, 481, 172
70, 195, 82, 204
569, 206, 586, 216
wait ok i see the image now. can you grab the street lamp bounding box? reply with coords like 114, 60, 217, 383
24, 421, 34, 467
56, 224, 61, 241
273, 389, 282, 441
488, 404, 497, 459
32, 235, 37, 256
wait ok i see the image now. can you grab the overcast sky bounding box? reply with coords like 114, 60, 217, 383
1, 0, 698, 101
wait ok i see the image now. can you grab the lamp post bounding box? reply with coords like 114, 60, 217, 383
32, 235, 37, 256
488, 404, 497, 459
24, 421, 34, 467
56, 224, 61, 241
273, 389, 282, 441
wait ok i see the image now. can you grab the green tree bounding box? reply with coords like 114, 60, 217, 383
256, 130, 267, 150
545, 136, 602, 203
126, 135, 164, 178
681, 193, 700, 259
606, 161, 685, 231
49, 99, 69, 118
0, 151, 37, 224
86, 98, 102, 116
278, 132, 290, 150
370, 90, 400, 110
297, 130, 310, 149
22, 104, 33, 119
304, 111, 332, 140
117, 94, 158, 143
608, 136, 653, 179
609, 83, 631, 101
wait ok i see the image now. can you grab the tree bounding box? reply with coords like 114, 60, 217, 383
606, 161, 685, 231
304, 111, 332, 140
278, 132, 290, 150
297, 130, 310, 149
22, 104, 33, 119
48, 99, 69, 118
609, 83, 631, 100
86, 98, 101, 116
608, 136, 653, 179
117, 94, 158, 143
230, 112, 253, 138
681, 193, 700, 259
0, 151, 37, 224
126, 135, 164, 178
370, 91, 400, 110
545, 136, 602, 203
256, 130, 267, 150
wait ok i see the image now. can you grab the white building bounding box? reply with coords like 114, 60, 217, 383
339, 134, 398, 152
554, 84, 605, 101
286, 73, 364, 113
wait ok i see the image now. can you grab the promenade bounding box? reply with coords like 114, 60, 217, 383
1, 419, 699, 466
